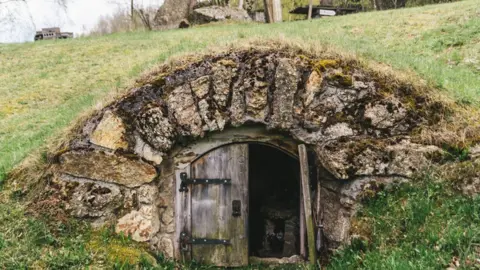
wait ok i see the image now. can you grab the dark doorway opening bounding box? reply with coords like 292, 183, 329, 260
248, 144, 301, 258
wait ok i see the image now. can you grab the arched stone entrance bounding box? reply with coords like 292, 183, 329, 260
169, 127, 308, 265
30, 47, 449, 266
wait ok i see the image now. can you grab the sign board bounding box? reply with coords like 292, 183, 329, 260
318, 9, 336, 16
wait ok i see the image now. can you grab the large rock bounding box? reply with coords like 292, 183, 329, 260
167, 84, 203, 137
116, 205, 160, 242
90, 111, 128, 150
135, 106, 176, 153
134, 135, 164, 165
59, 151, 157, 187
317, 139, 443, 179
212, 61, 235, 109
269, 59, 299, 130
63, 176, 124, 218
190, 6, 251, 24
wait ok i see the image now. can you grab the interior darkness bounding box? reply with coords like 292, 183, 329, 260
249, 144, 300, 258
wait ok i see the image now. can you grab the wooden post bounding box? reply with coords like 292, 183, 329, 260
299, 144, 317, 267
300, 187, 306, 258
272, 0, 282, 22
308, 0, 313, 20
315, 177, 322, 252
263, 0, 282, 23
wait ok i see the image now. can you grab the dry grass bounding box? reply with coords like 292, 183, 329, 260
0, 1, 478, 181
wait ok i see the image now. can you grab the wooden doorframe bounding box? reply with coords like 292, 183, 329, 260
170, 126, 299, 171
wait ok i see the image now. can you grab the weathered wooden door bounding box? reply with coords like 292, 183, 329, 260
179, 144, 249, 267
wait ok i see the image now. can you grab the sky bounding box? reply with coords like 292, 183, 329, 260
0, 0, 164, 43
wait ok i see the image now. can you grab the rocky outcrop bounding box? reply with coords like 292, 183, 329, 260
59, 151, 157, 188
190, 6, 251, 24
31, 48, 462, 260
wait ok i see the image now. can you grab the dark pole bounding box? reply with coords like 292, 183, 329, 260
131, 0, 134, 21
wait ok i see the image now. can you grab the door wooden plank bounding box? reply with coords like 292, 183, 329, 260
299, 144, 317, 266
315, 177, 322, 252
174, 166, 192, 261
300, 187, 306, 258
190, 144, 249, 267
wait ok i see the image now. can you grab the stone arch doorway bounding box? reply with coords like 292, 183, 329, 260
172, 127, 315, 266
29, 47, 449, 268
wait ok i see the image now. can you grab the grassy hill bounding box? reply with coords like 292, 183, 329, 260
0, 1, 479, 268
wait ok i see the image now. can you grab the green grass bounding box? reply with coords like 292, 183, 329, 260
0, 1, 479, 268
1, 1, 479, 185
328, 173, 480, 269
1, 173, 478, 269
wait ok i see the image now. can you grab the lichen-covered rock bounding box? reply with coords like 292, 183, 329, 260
364, 99, 407, 129
160, 207, 174, 225
134, 135, 164, 165
137, 184, 159, 204
269, 58, 299, 130
320, 187, 351, 247
304, 70, 323, 107
470, 144, 480, 159
324, 123, 355, 139
439, 158, 480, 197
190, 6, 251, 24
90, 111, 128, 150
64, 176, 124, 218
317, 139, 443, 179
136, 106, 175, 152
167, 84, 203, 137
59, 151, 157, 187
212, 62, 235, 109
246, 80, 269, 122
230, 70, 247, 127
116, 205, 160, 242
152, 236, 174, 258
191, 75, 210, 99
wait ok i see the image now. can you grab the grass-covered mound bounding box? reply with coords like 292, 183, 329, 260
0, 1, 479, 268
1, 0, 479, 185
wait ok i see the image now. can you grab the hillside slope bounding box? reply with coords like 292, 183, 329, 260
1, 0, 479, 184
0, 1, 479, 268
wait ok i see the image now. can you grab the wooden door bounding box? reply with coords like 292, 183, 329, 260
189, 144, 249, 266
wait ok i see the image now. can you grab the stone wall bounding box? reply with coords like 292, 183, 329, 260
34, 48, 450, 258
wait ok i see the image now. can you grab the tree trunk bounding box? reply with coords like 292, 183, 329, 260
238, 0, 244, 9
154, 0, 196, 28
131, 0, 134, 20
263, 0, 282, 23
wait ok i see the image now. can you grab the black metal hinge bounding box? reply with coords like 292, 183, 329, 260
180, 232, 230, 251
179, 172, 231, 192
